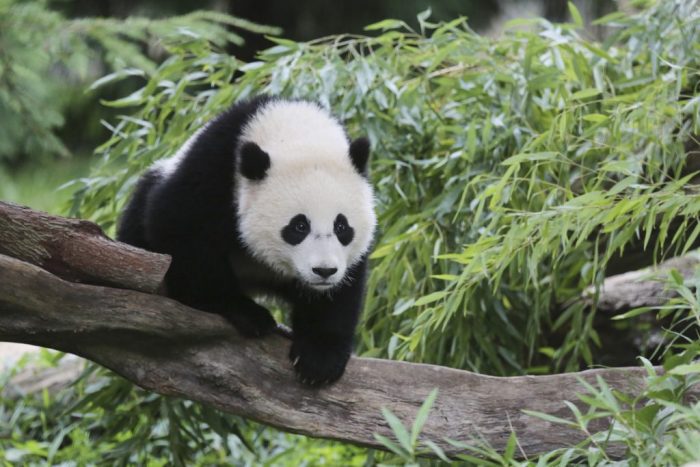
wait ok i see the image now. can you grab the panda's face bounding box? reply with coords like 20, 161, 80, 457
235, 101, 376, 291
236, 144, 376, 292
279, 211, 356, 290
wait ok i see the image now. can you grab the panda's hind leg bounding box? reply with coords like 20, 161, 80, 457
117, 170, 160, 250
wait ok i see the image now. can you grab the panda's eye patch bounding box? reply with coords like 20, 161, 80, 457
334, 214, 354, 246
282, 214, 310, 245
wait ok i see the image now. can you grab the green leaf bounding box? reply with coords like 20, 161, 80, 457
413, 291, 447, 307
592, 11, 628, 26
522, 410, 577, 427
89, 68, 146, 91
369, 243, 395, 259
373, 433, 409, 458
381, 407, 413, 454
571, 88, 601, 100
101, 88, 145, 107
417, 7, 432, 34
612, 307, 653, 320
504, 431, 518, 460
501, 151, 559, 166
669, 363, 700, 376
582, 113, 608, 123
423, 440, 450, 462
669, 269, 684, 286
431, 274, 458, 281
364, 18, 406, 31
568, 2, 584, 28
410, 388, 438, 446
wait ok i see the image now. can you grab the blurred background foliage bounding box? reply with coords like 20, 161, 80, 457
0, 0, 617, 171
2, 0, 700, 464
0, 0, 279, 209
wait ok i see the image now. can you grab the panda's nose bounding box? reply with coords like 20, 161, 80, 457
312, 267, 337, 279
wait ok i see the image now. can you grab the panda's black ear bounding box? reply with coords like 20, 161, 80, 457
239, 142, 270, 181
349, 137, 370, 176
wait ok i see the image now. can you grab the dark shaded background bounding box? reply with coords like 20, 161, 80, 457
56, 0, 616, 60
0, 0, 618, 179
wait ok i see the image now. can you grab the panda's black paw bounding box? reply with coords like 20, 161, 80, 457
289, 340, 350, 387
227, 304, 277, 338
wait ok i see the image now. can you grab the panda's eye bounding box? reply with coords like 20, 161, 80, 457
295, 221, 308, 233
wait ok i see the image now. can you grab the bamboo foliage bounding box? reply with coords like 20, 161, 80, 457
3, 1, 698, 464
70, 0, 700, 374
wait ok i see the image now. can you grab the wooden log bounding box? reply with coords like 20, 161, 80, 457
6, 357, 85, 397
3, 253, 696, 457
0, 201, 170, 293
583, 255, 699, 313
2, 202, 698, 458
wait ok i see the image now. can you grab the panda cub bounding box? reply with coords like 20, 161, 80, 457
117, 96, 376, 386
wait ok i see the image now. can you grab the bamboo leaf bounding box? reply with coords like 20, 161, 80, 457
410, 389, 438, 446
571, 88, 601, 100
381, 407, 412, 454
568, 2, 584, 28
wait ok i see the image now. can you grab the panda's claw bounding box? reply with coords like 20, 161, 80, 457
289, 340, 350, 387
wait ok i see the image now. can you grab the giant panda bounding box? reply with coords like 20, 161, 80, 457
117, 96, 376, 386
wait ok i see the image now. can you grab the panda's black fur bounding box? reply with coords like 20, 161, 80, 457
117, 96, 373, 386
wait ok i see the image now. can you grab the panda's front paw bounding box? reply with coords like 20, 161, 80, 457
289, 340, 350, 387
227, 303, 277, 338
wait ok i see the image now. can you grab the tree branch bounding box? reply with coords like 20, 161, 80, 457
584, 255, 699, 313
0, 202, 170, 293
0, 253, 655, 457
1, 201, 698, 458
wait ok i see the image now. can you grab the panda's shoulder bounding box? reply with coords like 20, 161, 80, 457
211, 95, 278, 132
149, 96, 273, 181
191, 95, 276, 152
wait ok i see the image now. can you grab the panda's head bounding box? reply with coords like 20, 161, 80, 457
235, 100, 376, 291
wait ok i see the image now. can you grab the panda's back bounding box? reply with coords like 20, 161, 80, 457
118, 96, 273, 254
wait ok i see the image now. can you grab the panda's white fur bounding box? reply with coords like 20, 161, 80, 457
151, 124, 209, 178
236, 100, 376, 290
116, 96, 376, 386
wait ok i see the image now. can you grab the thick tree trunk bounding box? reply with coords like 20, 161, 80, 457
0, 201, 698, 458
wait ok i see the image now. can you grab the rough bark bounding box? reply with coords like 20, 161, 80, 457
0, 253, 672, 457
0, 201, 170, 293
584, 255, 700, 313
1, 203, 699, 458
